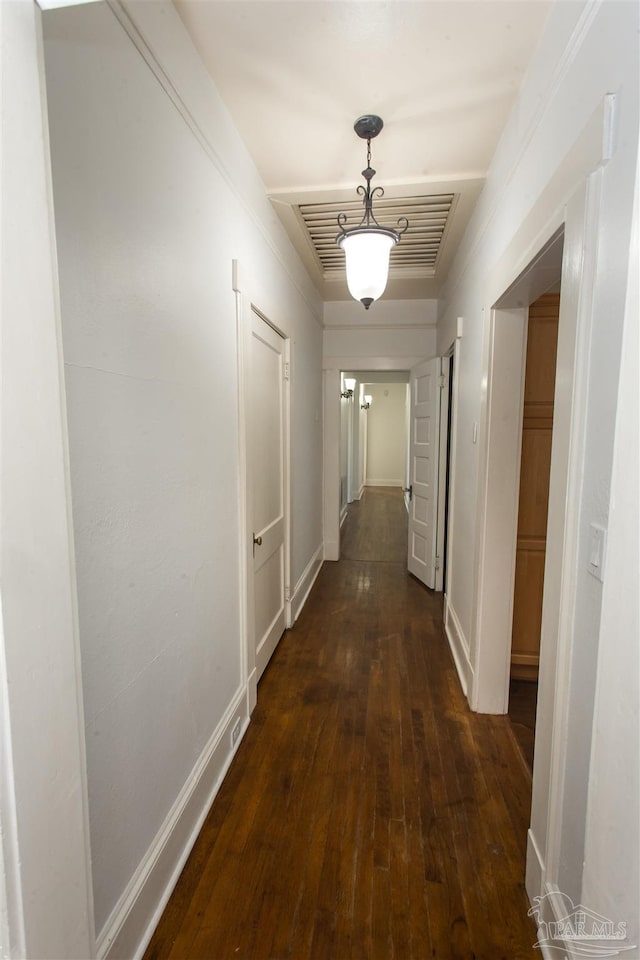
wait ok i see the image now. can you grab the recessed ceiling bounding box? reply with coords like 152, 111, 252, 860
299, 193, 455, 275
174, 1, 552, 300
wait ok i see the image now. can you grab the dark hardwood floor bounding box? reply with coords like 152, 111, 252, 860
508, 680, 538, 774
145, 488, 538, 960
341, 485, 408, 563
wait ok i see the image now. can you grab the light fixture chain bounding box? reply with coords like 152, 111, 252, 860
335, 115, 409, 311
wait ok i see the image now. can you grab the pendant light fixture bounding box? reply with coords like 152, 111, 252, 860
336, 115, 408, 310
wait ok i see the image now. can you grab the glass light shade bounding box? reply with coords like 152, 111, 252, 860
365, 395, 373, 406
340, 231, 395, 306
344, 378, 356, 392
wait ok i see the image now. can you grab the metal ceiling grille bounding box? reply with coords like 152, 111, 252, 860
298, 193, 455, 275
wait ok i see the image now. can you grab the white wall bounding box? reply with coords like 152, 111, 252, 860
364, 384, 408, 486
436, 0, 639, 946
41, 2, 323, 955
324, 299, 437, 370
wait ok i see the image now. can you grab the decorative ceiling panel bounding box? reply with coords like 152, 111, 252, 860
298, 194, 456, 276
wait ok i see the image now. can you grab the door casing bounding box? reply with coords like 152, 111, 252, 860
234, 271, 291, 713
250, 309, 288, 681
407, 357, 441, 589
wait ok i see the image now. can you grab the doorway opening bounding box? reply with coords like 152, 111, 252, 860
329, 361, 454, 591
508, 291, 560, 771
339, 370, 411, 561
471, 226, 565, 717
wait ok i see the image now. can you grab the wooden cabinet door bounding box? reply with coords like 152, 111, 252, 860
511, 293, 560, 680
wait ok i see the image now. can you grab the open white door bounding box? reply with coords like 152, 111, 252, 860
251, 310, 286, 679
407, 357, 442, 588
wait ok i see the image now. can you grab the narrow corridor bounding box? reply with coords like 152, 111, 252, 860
145, 489, 538, 960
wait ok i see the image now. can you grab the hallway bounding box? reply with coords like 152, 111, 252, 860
145, 489, 537, 960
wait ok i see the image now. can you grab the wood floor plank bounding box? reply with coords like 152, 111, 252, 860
144, 488, 539, 960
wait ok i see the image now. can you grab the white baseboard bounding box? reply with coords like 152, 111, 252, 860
524, 838, 593, 960
324, 539, 339, 562
364, 479, 403, 487
525, 827, 545, 903
247, 668, 257, 715
525, 831, 553, 959
291, 544, 323, 623
531, 882, 580, 960
443, 596, 473, 698
356, 484, 365, 500
97, 685, 249, 960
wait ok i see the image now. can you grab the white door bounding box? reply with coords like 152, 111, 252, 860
251, 310, 286, 680
407, 357, 441, 588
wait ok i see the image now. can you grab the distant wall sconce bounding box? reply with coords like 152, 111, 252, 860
361, 395, 373, 410
341, 377, 356, 399
336, 115, 408, 311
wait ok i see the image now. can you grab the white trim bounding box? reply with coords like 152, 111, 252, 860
434, 355, 450, 594
443, 597, 472, 697
1, 4, 94, 955
291, 544, 324, 623
525, 866, 587, 960
460, 97, 615, 925
471, 304, 529, 714
471, 97, 615, 714
246, 668, 258, 716
283, 334, 293, 628
526, 829, 545, 912
440, 340, 460, 602
542, 171, 603, 890
324, 541, 339, 562
530, 882, 585, 960
36, 0, 101, 7
324, 355, 426, 372
233, 270, 251, 711
364, 479, 403, 487
97, 687, 249, 960
234, 265, 293, 688
340, 504, 348, 526
323, 323, 437, 333
323, 370, 342, 562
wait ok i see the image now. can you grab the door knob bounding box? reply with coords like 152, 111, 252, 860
253, 534, 263, 546
403, 485, 413, 501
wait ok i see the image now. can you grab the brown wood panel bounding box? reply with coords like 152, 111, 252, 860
511, 293, 559, 680
145, 489, 539, 960
523, 295, 560, 404
516, 429, 554, 539
512, 549, 546, 660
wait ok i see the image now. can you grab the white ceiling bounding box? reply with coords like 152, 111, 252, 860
174, 0, 552, 301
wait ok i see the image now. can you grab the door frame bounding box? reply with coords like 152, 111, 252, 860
434, 350, 455, 594
469, 95, 615, 922
233, 264, 292, 713
1, 4, 95, 954
407, 357, 442, 589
